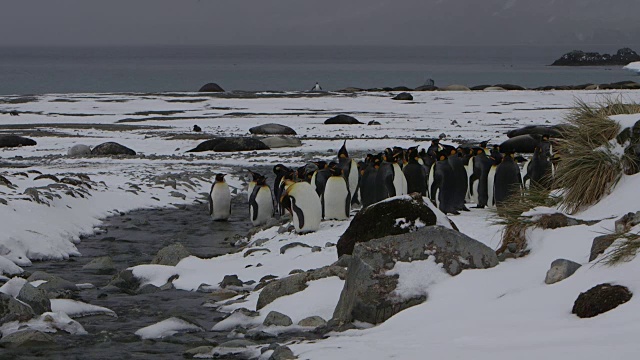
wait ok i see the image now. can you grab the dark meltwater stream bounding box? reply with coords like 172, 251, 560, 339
6, 195, 256, 360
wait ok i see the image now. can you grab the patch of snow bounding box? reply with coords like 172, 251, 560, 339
0, 277, 27, 297
386, 258, 451, 300
134, 317, 204, 339
0, 312, 87, 337
50, 299, 117, 318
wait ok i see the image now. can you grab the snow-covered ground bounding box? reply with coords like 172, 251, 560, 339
1, 89, 640, 358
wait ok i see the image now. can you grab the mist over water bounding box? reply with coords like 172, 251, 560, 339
0, 45, 638, 95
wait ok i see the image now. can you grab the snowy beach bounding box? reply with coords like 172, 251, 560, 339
1, 89, 640, 358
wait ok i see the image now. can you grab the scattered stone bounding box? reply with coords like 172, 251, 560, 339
107, 269, 140, 293
392, 92, 413, 101
0, 135, 37, 148
0, 330, 55, 348
614, 211, 640, 233
27, 272, 78, 294
0, 292, 35, 325
203, 288, 239, 302
91, 142, 136, 156
297, 316, 327, 327
220, 275, 244, 288
336, 193, 439, 257
263, 311, 293, 327
494, 84, 526, 90
441, 84, 471, 91
367, 120, 381, 125
545, 259, 582, 285
572, 283, 632, 318
270, 345, 297, 360
324, 114, 363, 125
246, 330, 277, 341
244, 248, 271, 257
17, 283, 51, 315
332, 225, 499, 325
137, 284, 160, 294
259, 136, 302, 149
311, 246, 322, 253
218, 339, 256, 348
280, 242, 312, 254
589, 234, 619, 262
249, 123, 297, 135
260, 275, 278, 283
67, 144, 92, 156
257, 265, 346, 309
184, 345, 215, 358
198, 83, 225, 92
152, 243, 191, 266
82, 256, 116, 275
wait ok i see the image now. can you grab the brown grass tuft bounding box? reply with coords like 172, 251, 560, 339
597, 232, 640, 266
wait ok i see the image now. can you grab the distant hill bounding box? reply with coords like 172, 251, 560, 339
551, 48, 640, 66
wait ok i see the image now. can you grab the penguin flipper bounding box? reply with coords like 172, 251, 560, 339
385, 174, 396, 198
249, 186, 260, 221
469, 174, 477, 196
208, 183, 215, 216
291, 198, 305, 230
321, 192, 326, 220
345, 189, 351, 218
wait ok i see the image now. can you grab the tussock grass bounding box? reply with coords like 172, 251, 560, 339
555, 96, 640, 214
492, 185, 561, 254
598, 232, 640, 266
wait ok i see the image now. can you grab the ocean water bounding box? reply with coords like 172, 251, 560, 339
0, 45, 638, 95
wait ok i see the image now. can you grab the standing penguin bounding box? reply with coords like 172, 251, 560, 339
322, 164, 351, 220
447, 148, 469, 211
375, 152, 395, 201
359, 155, 380, 207
430, 151, 459, 215
391, 150, 408, 196
209, 173, 231, 221
273, 164, 291, 215
469, 148, 493, 208
249, 175, 274, 226
403, 146, 427, 196
523, 137, 553, 189
247, 170, 263, 201
337, 140, 360, 206
280, 181, 322, 233
493, 152, 523, 206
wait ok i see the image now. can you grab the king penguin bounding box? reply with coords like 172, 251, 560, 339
249, 174, 274, 226
523, 136, 553, 189
247, 170, 262, 202
337, 140, 360, 206
359, 154, 380, 207
322, 164, 351, 220
273, 164, 291, 215
403, 146, 427, 196
281, 181, 322, 233
447, 147, 469, 211
209, 173, 231, 221
430, 150, 458, 215
493, 152, 523, 207
469, 147, 493, 208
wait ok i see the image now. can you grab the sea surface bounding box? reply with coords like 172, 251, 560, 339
0, 45, 638, 95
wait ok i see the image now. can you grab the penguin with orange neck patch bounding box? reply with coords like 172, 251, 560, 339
249, 174, 274, 226
322, 163, 351, 220
209, 173, 231, 221
493, 151, 523, 206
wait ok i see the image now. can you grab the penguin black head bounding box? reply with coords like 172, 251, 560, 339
193, 125, 202, 132
437, 150, 448, 161
256, 175, 267, 186
419, 148, 426, 156
248, 170, 262, 181
364, 154, 373, 163
338, 140, 349, 159
541, 134, 550, 142
475, 147, 484, 155
273, 164, 289, 175
329, 165, 343, 177
313, 161, 328, 170
215, 174, 226, 182
280, 193, 292, 214
283, 170, 296, 181
480, 140, 488, 148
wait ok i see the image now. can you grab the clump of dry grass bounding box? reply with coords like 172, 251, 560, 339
555, 96, 640, 214
492, 185, 561, 254
598, 232, 640, 266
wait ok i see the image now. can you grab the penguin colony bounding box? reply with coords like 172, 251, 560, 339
208, 137, 555, 233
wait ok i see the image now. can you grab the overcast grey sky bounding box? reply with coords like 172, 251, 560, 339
1, 0, 638, 46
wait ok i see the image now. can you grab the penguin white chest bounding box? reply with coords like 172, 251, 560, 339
392, 163, 407, 196
250, 186, 274, 226
288, 182, 321, 233
323, 177, 350, 220
210, 182, 231, 221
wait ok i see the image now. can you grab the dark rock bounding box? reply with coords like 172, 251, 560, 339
551, 48, 640, 66
137, 284, 160, 294
572, 283, 632, 318
297, 316, 327, 327
198, 83, 225, 92
152, 243, 191, 266
494, 84, 526, 90
0, 293, 35, 325
246, 330, 277, 341
280, 242, 312, 254
27, 272, 78, 294
367, 120, 381, 126
0, 135, 37, 148
186, 137, 269, 152
82, 256, 116, 275
0, 330, 55, 348
338, 87, 364, 93
220, 275, 244, 288
91, 142, 136, 156
414, 85, 438, 91
392, 92, 413, 101
624, 144, 640, 175
263, 311, 293, 327
589, 234, 619, 262
336, 193, 439, 257
257, 265, 346, 309
392, 86, 412, 91
108, 269, 140, 293
545, 259, 582, 284
249, 123, 297, 135
332, 225, 498, 325
17, 283, 51, 315
614, 211, 640, 233
270, 345, 297, 360
218, 339, 256, 348
506, 125, 566, 139
193, 125, 202, 132
184, 346, 215, 358
324, 114, 363, 125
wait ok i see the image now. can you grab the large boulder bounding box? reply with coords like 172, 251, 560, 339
91, 142, 136, 156
17, 283, 51, 315
0, 330, 55, 348
499, 134, 540, 153
152, 243, 191, 266
572, 283, 632, 318
0, 293, 35, 325
0, 135, 37, 148
67, 144, 92, 156
263, 311, 293, 327
249, 123, 297, 135
545, 259, 582, 285
441, 84, 470, 91
506, 125, 565, 139
259, 136, 302, 149
198, 83, 225, 92
392, 92, 413, 101
324, 114, 363, 125
332, 225, 499, 325
257, 265, 346, 309
336, 194, 440, 257
186, 137, 269, 152
82, 256, 116, 275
